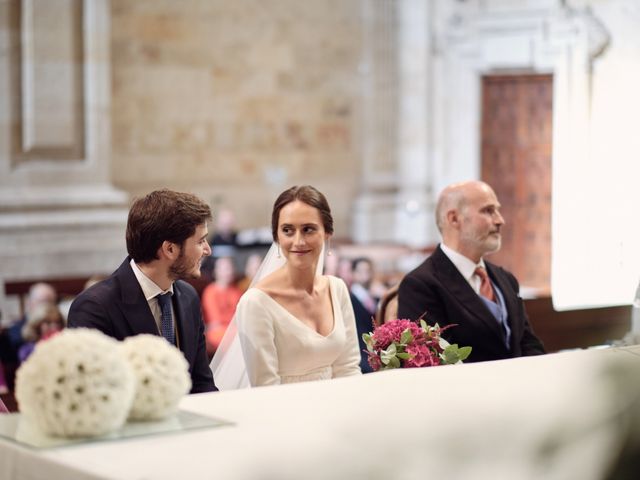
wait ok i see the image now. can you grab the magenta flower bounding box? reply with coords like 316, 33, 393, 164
367, 352, 382, 371
405, 344, 439, 368
371, 319, 422, 349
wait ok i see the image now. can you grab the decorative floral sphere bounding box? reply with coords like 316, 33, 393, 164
121, 334, 191, 421
15, 328, 135, 438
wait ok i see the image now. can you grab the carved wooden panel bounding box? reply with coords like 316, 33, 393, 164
481, 74, 552, 293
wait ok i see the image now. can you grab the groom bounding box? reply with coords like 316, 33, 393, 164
68, 189, 217, 393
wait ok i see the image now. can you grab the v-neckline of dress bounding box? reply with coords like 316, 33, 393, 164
254, 277, 337, 338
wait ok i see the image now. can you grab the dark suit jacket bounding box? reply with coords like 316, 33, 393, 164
0, 316, 26, 391
349, 293, 375, 374
397, 245, 545, 362
68, 258, 217, 393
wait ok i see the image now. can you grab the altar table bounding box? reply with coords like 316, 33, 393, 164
1, 345, 639, 480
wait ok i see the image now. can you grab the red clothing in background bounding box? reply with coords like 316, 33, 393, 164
201, 283, 243, 352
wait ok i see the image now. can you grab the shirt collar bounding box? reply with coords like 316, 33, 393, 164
440, 243, 487, 282
129, 258, 174, 301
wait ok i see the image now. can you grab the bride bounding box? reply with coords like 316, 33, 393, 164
210, 185, 362, 388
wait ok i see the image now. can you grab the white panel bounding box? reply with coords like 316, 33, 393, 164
21, 0, 81, 153
482, 34, 532, 66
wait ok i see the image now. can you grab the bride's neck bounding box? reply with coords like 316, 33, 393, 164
284, 264, 318, 294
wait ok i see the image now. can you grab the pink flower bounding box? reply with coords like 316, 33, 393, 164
372, 319, 422, 349
367, 352, 382, 371
405, 344, 440, 368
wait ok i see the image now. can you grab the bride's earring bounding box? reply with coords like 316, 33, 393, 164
277, 243, 281, 258
326, 239, 333, 256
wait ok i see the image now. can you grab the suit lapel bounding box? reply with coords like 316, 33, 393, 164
432, 247, 505, 342
173, 282, 195, 363
116, 259, 160, 336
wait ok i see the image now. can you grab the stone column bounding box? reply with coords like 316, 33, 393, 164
394, 0, 436, 247
353, 0, 436, 248
0, 0, 128, 319
352, 0, 399, 244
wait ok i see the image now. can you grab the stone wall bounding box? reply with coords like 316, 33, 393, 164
0, 0, 129, 319
110, 0, 364, 236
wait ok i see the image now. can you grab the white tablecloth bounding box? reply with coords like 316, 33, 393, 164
2, 345, 640, 480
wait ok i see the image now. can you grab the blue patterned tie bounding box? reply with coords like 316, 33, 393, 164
156, 293, 175, 345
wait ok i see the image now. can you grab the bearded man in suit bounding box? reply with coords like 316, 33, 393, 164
397, 181, 545, 362
68, 189, 217, 392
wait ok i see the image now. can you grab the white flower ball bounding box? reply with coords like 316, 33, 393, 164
121, 334, 191, 421
15, 329, 135, 438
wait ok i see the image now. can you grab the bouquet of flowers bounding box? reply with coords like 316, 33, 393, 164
363, 319, 471, 371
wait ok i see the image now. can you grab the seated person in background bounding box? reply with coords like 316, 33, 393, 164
18, 303, 65, 363
323, 253, 354, 288
68, 189, 217, 393
349, 257, 379, 373
58, 275, 107, 321
325, 255, 366, 290
0, 310, 8, 394
210, 208, 239, 257
0, 282, 57, 391
237, 252, 264, 292
0, 359, 7, 395
351, 257, 380, 315
202, 207, 240, 280
211, 185, 361, 389
201, 256, 243, 356
397, 180, 545, 362
337, 257, 354, 288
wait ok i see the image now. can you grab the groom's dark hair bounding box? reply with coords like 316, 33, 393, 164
127, 189, 212, 263
271, 185, 334, 241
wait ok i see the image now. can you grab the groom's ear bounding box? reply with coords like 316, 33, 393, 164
160, 240, 180, 261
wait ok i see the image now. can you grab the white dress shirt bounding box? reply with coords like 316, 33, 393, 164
439, 243, 488, 294
129, 259, 175, 333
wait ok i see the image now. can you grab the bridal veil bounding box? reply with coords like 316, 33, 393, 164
209, 242, 325, 390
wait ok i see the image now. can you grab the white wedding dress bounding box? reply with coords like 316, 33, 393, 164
210, 243, 362, 389
236, 275, 362, 386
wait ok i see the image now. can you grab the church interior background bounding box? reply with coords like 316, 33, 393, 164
1, 0, 640, 349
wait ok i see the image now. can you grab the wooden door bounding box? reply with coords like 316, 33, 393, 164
481, 74, 553, 293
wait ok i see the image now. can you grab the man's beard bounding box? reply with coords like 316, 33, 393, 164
484, 232, 502, 254
169, 250, 201, 280
459, 229, 502, 257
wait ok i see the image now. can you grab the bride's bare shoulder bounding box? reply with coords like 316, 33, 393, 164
253, 269, 284, 295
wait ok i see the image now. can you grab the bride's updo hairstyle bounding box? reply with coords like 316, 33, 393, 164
271, 185, 334, 241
